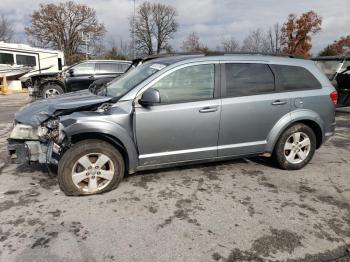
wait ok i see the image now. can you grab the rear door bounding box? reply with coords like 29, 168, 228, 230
218, 62, 291, 157
135, 62, 221, 166
270, 64, 334, 126
95, 62, 118, 81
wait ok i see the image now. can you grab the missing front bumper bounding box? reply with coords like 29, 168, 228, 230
7, 139, 48, 164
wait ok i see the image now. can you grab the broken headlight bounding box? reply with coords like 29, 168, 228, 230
10, 124, 39, 140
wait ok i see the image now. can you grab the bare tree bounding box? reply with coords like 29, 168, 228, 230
181, 32, 208, 52
132, 2, 154, 55
0, 15, 14, 42
152, 3, 178, 54
221, 36, 240, 52
241, 28, 270, 53
267, 23, 282, 54
25, 1, 106, 64
131, 1, 178, 56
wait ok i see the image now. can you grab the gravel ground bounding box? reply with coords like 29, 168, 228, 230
0, 93, 349, 262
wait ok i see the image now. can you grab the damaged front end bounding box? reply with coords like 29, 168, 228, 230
8, 118, 63, 165
7, 89, 113, 167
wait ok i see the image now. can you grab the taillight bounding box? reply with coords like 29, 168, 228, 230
330, 91, 338, 105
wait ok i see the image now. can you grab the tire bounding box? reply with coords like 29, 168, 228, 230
41, 83, 64, 99
272, 123, 316, 170
58, 139, 125, 196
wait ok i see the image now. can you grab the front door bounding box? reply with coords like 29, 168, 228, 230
218, 63, 291, 156
135, 63, 221, 166
65, 62, 96, 92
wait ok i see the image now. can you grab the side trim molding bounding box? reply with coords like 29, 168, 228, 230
139, 140, 267, 159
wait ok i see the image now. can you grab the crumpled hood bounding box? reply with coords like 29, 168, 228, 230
15, 90, 112, 126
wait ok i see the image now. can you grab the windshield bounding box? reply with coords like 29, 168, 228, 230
106, 62, 166, 97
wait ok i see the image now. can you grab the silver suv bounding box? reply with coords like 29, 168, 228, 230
8, 54, 337, 196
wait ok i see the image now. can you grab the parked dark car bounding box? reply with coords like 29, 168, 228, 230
313, 56, 350, 107
8, 53, 336, 196
28, 60, 131, 98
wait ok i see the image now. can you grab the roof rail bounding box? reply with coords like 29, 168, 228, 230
134, 51, 302, 63
141, 52, 203, 61
204, 51, 299, 58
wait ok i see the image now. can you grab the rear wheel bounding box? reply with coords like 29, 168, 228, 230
42, 83, 64, 98
58, 140, 125, 196
273, 123, 316, 170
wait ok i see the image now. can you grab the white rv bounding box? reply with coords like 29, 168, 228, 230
0, 42, 65, 86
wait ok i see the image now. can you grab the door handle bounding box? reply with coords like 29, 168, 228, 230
199, 106, 218, 113
272, 100, 287, 105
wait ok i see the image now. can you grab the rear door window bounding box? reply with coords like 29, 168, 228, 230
97, 63, 118, 74
224, 63, 275, 97
271, 65, 321, 91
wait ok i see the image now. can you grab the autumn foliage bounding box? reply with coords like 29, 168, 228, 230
329, 36, 350, 55
281, 11, 322, 58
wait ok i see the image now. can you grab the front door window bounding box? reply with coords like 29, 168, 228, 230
151, 64, 215, 104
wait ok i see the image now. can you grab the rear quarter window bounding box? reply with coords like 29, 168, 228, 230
271, 64, 321, 91
119, 63, 130, 72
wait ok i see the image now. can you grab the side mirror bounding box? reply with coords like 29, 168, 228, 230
68, 68, 74, 76
139, 88, 160, 107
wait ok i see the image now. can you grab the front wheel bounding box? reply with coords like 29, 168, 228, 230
272, 123, 316, 170
58, 140, 125, 196
42, 83, 64, 99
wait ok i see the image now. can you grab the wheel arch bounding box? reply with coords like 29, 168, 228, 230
267, 110, 324, 152
70, 132, 130, 172
62, 122, 139, 174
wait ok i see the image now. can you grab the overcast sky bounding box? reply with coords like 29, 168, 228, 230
1, 0, 350, 55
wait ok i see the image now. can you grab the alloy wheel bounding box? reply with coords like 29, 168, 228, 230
71, 153, 115, 193
44, 88, 60, 98
284, 132, 311, 164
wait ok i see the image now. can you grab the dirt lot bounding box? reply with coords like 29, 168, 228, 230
0, 93, 349, 262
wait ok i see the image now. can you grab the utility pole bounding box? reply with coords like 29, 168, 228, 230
82, 32, 91, 60
132, 0, 136, 59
